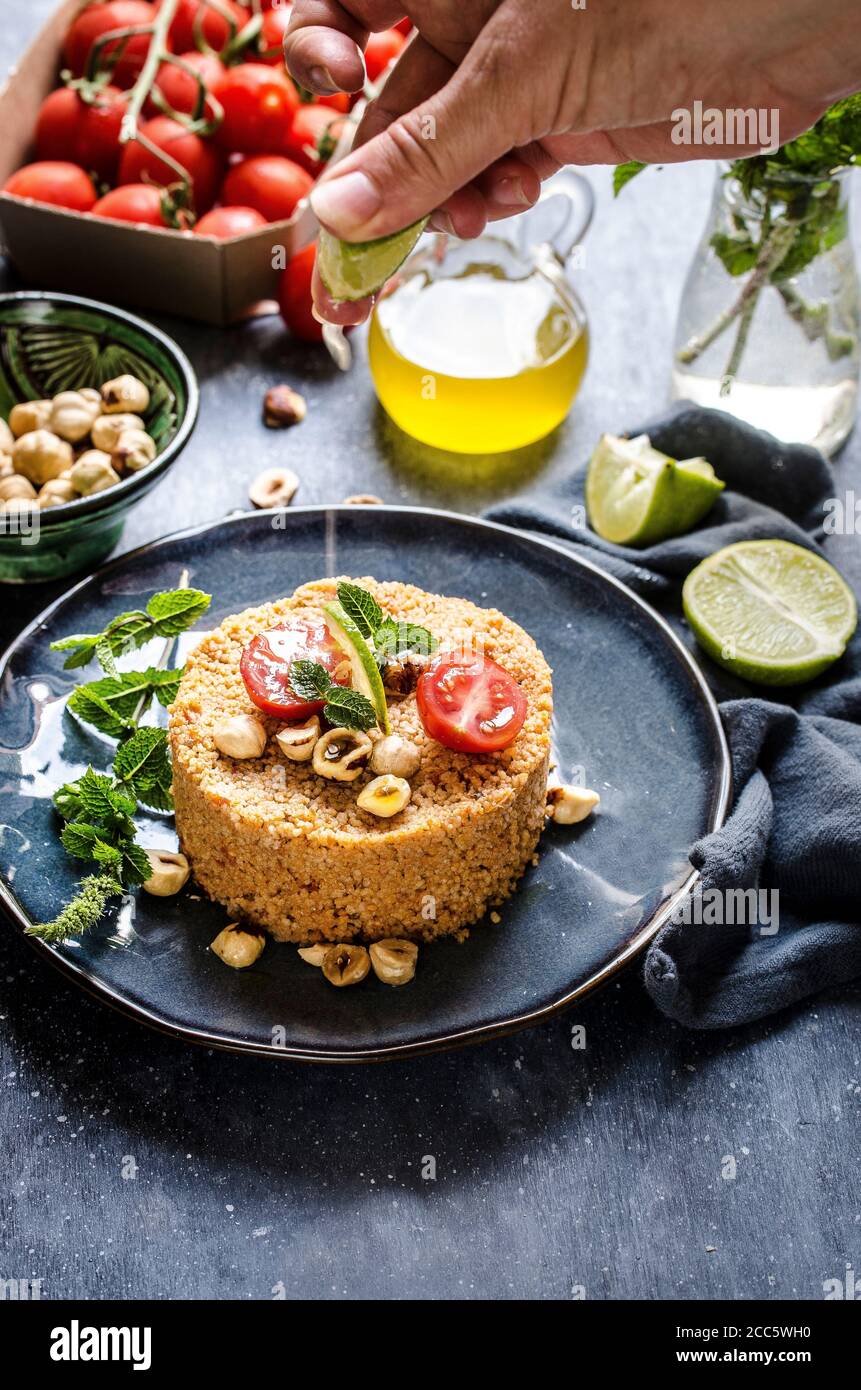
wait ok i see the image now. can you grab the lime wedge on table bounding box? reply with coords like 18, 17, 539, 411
323, 601, 391, 733
317, 219, 428, 302
586, 434, 724, 546
683, 540, 857, 686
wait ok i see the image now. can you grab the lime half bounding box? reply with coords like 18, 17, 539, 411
317, 218, 428, 302
683, 539, 857, 686
323, 601, 391, 732
586, 434, 724, 546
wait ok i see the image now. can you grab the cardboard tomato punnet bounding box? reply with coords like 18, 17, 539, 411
0, 0, 347, 326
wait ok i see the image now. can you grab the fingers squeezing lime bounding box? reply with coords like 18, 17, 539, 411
317, 218, 429, 303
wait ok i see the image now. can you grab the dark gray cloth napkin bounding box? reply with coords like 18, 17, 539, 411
487, 405, 861, 1029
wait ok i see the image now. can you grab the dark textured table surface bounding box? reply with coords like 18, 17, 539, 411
1, 1, 860, 1302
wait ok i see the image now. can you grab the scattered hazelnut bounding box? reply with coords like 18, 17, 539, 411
142, 849, 190, 897
546, 784, 600, 825
322, 943, 370, 987
357, 774, 411, 818
112, 428, 157, 472
38, 478, 77, 508
312, 727, 372, 781
9, 400, 52, 438
249, 467, 299, 509
50, 390, 100, 443
342, 494, 383, 505
69, 450, 120, 495
210, 923, 266, 969
369, 939, 418, 986
213, 712, 267, 759
0, 474, 37, 502
369, 733, 421, 779
275, 715, 320, 761
101, 374, 151, 415
91, 413, 144, 452
263, 384, 306, 428
297, 943, 332, 966
12, 429, 73, 485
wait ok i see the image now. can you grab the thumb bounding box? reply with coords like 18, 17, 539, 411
310, 44, 517, 240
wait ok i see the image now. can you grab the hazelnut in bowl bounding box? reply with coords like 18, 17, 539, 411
0, 291, 198, 582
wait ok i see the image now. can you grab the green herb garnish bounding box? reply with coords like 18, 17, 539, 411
613, 97, 861, 382
30, 584, 211, 945
290, 658, 377, 732
335, 581, 437, 662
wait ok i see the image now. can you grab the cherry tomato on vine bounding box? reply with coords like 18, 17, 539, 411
416, 652, 528, 754
221, 155, 312, 222
117, 115, 223, 214
3, 162, 98, 213
278, 242, 323, 342
160, 0, 249, 55
92, 183, 178, 227
259, 4, 293, 64
194, 205, 267, 237
285, 105, 346, 176
364, 29, 406, 82
35, 85, 127, 182
212, 63, 299, 154
63, 1, 161, 90
147, 51, 225, 119
240, 619, 349, 720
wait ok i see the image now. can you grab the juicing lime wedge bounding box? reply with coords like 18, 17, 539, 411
317, 218, 428, 302
683, 539, 857, 686
323, 601, 391, 732
586, 434, 724, 546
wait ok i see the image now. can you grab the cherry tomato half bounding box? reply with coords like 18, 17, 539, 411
35, 85, 127, 182
3, 162, 98, 213
63, 1, 160, 90
416, 652, 528, 754
240, 618, 348, 720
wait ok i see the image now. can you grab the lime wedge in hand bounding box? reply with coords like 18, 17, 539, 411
323, 601, 391, 732
683, 539, 857, 686
586, 434, 725, 547
317, 218, 428, 302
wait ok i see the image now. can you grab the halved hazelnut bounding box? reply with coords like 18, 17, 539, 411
312, 727, 372, 781
142, 849, 190, 897
357, 774, 411, 818
322, 943, 370, 987
275, 715, 320, 761
369, 939, 418, 986
249, 467, 299, 509
546, 784, 600, 825
297, 943, 332, 966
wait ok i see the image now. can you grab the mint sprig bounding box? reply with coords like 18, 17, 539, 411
51, 587, 210, 671
290, 658, 376, 732
337, 581, 383, 639
32, 583, 211, 944
335, 581, 437, 662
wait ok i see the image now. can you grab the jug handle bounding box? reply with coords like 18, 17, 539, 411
521, 170, 595, 264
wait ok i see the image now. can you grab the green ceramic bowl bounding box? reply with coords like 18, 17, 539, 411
0, 292, 198, 583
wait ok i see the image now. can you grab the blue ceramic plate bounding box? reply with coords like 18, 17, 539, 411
0, 508, 731, 1062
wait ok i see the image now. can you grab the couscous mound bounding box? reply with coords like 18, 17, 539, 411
169, 578, 552, 942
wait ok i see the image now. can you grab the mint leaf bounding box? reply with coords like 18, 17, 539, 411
374, 618, 438, 660
113, 727, 173, 811
710, 231, 759, 277
76, 769, 128, 822
121, 840, 153, 886
145, 588, 211, 636
337, 581, 383, 639
68, 668, 184, 735
53, 781, 83, 821
149, 667, 183, 707
323, 686, 377, 732
614, 161, 647, 196
92, 839, 123, 872
51, 634, 100, 670
290, 659, 333, 702
60, 822, 100, 861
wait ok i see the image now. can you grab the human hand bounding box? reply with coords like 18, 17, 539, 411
284, 0, 861, 324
